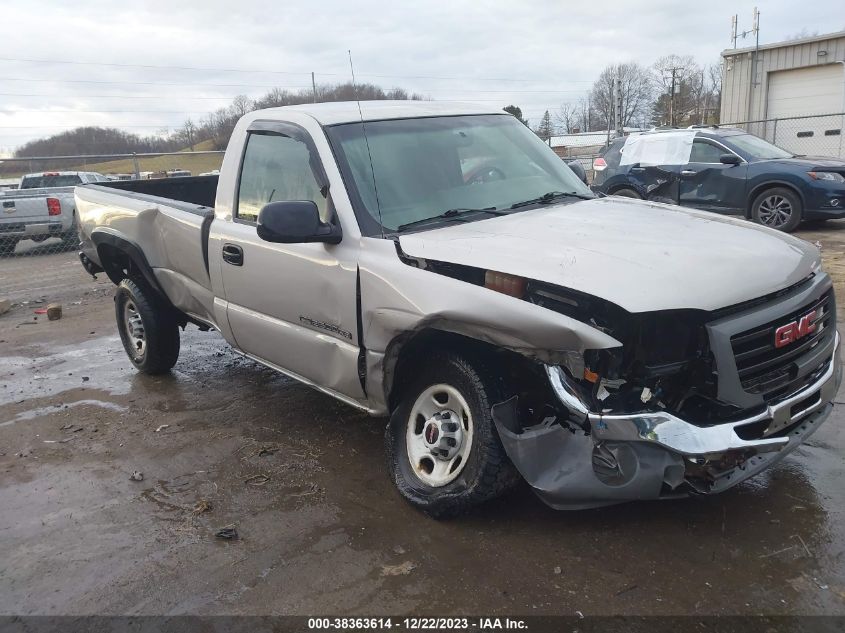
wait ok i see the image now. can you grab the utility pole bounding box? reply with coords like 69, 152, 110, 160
669, 67, 677, 127
615, 77, 624, 135
731, 14, 738, 48
606, 74, 615, 146
586, 95, 591, 132
311, 72, 317, 103
733, 7, 761, 121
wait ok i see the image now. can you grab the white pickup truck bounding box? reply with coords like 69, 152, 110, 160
0, 171, 107, 255
75, 102, 841, 516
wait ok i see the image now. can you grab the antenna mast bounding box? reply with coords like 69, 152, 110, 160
348, 50, 385, 236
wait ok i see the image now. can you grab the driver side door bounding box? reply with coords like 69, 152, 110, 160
217, 123, 364, 402
678, 139, 747, 214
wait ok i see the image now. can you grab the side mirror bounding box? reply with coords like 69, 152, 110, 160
566, 160, 588, 184
719, 153, 741, 165
256, 200, 341, 244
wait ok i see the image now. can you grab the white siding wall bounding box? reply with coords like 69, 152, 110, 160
721, 32, 845, 124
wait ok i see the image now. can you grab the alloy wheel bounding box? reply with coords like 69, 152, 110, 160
758, 194, 793, 228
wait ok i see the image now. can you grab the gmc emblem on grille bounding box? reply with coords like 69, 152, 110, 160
774, 310, 817, 348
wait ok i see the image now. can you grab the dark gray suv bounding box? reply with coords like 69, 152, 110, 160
592, 127, 845, 232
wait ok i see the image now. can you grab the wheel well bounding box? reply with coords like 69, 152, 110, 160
746, 182, 804, 218
607, 184, 641, 197
385, 328, 547, 413
94, 237, 173, 307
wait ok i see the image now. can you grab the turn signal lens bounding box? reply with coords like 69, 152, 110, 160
484, 271, 526, 298
46, 197, 61, 216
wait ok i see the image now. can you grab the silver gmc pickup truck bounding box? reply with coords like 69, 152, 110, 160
75, 102, 841, 516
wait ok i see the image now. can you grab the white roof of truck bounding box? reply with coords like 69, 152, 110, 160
261, 100, 502, 125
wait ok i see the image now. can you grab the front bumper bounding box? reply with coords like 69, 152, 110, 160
492, 333, 841, 510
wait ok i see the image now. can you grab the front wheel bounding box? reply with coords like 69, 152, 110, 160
751, 187, 802, 232
115, 279, 180, 374
385, 351, 520, 518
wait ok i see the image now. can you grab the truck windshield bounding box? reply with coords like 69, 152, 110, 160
327, 114, 593, 235
727, 134, 793, 160
20, 174, 83, 189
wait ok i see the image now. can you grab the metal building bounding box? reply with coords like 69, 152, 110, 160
721, 31, 845, 157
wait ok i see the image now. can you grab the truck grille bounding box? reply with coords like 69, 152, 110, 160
730, 290, 833, 401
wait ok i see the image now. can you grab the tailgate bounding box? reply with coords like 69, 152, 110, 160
1, 195, 51, 220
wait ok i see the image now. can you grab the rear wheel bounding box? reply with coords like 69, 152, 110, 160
385, 351, 520, 518
115, 279, 180, 374
751, 187, 802, 232
612, 188, 642, 199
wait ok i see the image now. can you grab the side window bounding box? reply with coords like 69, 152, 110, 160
236, 132, 327, 223
689, 140, 726, 163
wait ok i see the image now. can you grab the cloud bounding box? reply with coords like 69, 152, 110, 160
0, 0, 842, 152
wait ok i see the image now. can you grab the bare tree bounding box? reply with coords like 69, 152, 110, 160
179, 119, 197, 150
556, 102, 579, 133
652, 55, 700, 126
706, 61, 723, 123
590, 63, 653, 130
230, 95, 255, 118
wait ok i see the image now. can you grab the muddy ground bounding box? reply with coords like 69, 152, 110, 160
1, 224, 845, 617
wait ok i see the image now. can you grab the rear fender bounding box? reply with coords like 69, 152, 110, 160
91, 229, 171, 305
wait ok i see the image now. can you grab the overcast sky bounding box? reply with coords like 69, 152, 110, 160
1, 0, 844, 155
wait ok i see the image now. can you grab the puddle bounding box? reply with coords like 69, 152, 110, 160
0, 331, 232, 407
1, 336, 133, 405
0, 399, 128, 427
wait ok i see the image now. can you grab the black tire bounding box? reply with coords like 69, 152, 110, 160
0, 237, 18, 256
751, 187, 803, 232
114, 278, 180, 374
385, 351, 520, 518
612, 187, 642, 199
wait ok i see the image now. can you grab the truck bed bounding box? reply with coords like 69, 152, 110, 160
76, 176, 219, 327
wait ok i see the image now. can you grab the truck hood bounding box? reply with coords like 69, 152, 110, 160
398, 197, 820, 313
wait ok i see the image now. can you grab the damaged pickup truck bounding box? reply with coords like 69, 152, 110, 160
75, 102, 842, 516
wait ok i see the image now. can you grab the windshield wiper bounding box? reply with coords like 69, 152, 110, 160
510, 191, 593, 209
396, 207, 505, 232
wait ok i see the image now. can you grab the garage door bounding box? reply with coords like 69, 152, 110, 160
767, 64, 845, 157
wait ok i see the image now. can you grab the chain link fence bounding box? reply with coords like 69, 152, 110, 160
0, 151, 224, 260
721, 113, 845, 159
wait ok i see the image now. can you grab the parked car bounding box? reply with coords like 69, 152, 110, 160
592, 126, 845, 232
0, 171, 107, 255
75, 102, 840, 516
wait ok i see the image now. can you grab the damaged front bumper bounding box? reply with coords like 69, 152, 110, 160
492, 333, 842, 510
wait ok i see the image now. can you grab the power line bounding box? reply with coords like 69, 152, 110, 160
0, 77, 590, 94
0, 109, 216, 114
0, 56, 324, 76
0, 93, 237, 100
0, 76, 311, 88
0, 56, 594, 84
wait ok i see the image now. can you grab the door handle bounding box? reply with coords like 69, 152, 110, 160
680, 170, 697, 176
222, 243, 244, 266
630, 166, 645, 172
